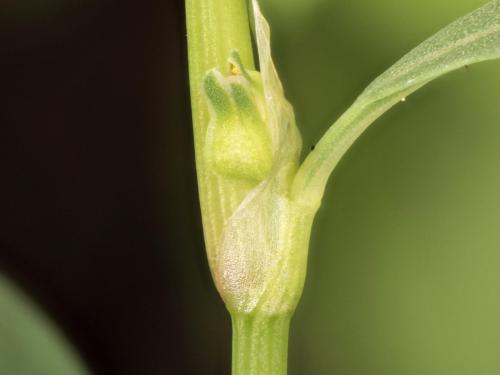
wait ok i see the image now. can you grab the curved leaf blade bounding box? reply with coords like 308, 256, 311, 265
292, 0, 500, 208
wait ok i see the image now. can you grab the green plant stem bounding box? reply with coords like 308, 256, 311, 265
185, 0, 255, 264
232, 314, 291, 375
186, 1, 291, 374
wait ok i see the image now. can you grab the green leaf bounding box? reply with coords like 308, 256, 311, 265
291, 0, 500, 209
0, 274, 89, 375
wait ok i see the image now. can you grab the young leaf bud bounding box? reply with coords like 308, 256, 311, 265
203, 53, 273, 184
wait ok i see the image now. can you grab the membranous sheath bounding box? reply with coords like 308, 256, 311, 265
200, 2, 315, 319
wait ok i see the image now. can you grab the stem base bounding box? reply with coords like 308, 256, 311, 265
231, 314, 291, 375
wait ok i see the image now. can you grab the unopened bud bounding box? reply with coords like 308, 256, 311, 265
203, 51, 273, 184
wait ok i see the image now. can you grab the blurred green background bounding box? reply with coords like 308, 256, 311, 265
1, 0, 500, 374
261, 0, 500, 374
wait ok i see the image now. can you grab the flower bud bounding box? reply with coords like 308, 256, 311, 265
203, 52, 273, 184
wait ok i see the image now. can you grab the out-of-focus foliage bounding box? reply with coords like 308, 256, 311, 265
0, 275, 89, 375
262, 0, 500, 374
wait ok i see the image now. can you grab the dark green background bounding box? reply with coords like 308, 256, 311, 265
1, 0, 500, 374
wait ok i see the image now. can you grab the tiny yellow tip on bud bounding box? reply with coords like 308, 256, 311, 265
230, 64, 241, 76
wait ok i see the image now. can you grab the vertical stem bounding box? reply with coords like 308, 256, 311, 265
185, 0, 255, 259
186, 2, 293, 374
232, 314, 291, 375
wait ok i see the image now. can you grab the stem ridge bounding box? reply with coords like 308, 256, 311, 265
232, 314, 291, 375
